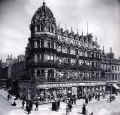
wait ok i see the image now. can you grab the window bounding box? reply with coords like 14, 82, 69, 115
39, 54, 41, 61
39, 40, 41, 48
70, 48, 75, 55
79, 60, 84, 65
44, 54, 50, 61
92, 61, 94, 67
85, 60, 89, 66
85, 52, 88, 57
71, 58, 76, 65
57, 45, 61, 52
112, 66, 114, 71
37, 25, 40, 32
75, 49, 78, 55
44, 40, 47, 47
54, 42, 56, 49
62, 58, 68, 64
35, 26, 37, 32
47, 41, 51, 48
62, 46, 67, 53
44, 54, 54, 61
34, 54, 38, 63
37, 70, 40, 76
34, 41, 38, 48
44, 40, 50, 48
50, 55, 54, 60
78, 50, 82, 56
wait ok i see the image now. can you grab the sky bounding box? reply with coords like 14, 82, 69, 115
0, 0, 120, 60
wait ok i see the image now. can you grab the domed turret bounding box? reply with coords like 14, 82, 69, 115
30, 2, 56, 34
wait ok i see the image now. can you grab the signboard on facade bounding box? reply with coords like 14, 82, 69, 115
37, 82, 106, 89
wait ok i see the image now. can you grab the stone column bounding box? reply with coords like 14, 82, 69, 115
54, 69, 56, 79
45, 69, 48, 81
34, 69, 37, 80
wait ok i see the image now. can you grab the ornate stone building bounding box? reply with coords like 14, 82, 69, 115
25, 2, 120, 99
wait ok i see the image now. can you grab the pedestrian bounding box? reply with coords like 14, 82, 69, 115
68, 101, 72, 112
26, 101, 31, 114
12, 99, 16, 106
52, 102, 55, 111
88, 95, 91, 102
26, 105, 29, 114
73, 95, 76, 104
35, 101, 38, 111
89, 112, 93, 115
85, 98, 88, 104
82, 104, 86, 115
26, 100, 28, 110
29, 100, 33, 110
58, 99, 60, 109
27, 105, 31, 114
22, 100, 25, 109
66, 103, 70, 115
7, 94, 10, 101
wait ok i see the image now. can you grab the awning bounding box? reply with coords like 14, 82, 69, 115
113, 84, 120, 90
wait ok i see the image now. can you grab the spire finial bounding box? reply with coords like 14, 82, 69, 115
103, 46, 104, 52
77, 28, 79, 34
81, 27, 83, 36
71, 27, 73, 33
76, 25, 79, 34
110, 47, 112, 53
95, 36, 97, 42
65, 24, 67, 30
87, 21, 88, 35
43, 0, 46, 6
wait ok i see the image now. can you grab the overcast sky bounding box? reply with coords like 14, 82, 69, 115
0, 0, 120, 60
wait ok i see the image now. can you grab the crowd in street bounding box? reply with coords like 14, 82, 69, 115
6, 91, 117, 115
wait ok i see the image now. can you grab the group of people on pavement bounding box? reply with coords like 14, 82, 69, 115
7, 93, 39, 114
22, 99, 39, 114
66, 100, 73, 115
52, 99, 60, 111
8, 93, 17, 106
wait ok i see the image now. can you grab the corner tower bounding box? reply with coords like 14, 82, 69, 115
25, 2, 57, 82
30, 1, 56, 34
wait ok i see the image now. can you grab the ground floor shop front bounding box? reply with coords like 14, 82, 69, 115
19, 81, 120, 104
32, 82, 106, 102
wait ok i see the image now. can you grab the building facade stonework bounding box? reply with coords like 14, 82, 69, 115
24, 2, 120, 99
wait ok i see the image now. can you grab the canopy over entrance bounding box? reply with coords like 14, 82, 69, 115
113, 84, 120, 90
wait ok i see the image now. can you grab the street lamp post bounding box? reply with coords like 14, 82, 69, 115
109, 84, 112, 102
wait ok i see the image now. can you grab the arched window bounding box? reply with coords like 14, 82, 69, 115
37, 25, 40, 32
35, 26, 37, 32
51, 25, 54, 33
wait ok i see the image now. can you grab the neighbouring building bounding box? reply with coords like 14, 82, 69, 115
0, 59, 8, 87
10, 55, 26, 80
